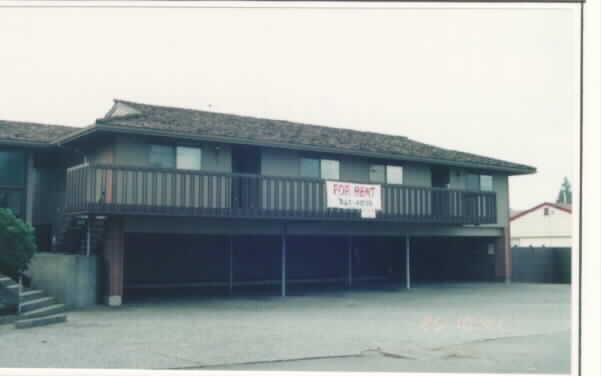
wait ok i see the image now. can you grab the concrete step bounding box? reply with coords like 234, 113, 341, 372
0, 277, 15, 287
20, 297, 55, 313
15, 314, 67, 329
19, 289, 45, 302
0, 314, 17, 325
2, 284, 19, 294
20, 304, 65, 319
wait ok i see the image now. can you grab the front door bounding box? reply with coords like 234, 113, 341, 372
231, 146, 261, 209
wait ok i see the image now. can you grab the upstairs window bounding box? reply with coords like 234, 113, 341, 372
369, 164, 385, 183
149, 145, 175, 168
300, 157, 340, 180
386, 165, 403, 185
480, 175, 493, 191
320, 159, 340, 180
465, 173, 494, 191
0, 151, 25, 185
150, 145, 202, 170
176, 146, 202, 170
300, 158, 320, 178
370, 164, 403, 184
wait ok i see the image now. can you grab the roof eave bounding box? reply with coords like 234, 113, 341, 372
0, 139, 57, 149
52, 124, 98, 145
62, 122, 536, 175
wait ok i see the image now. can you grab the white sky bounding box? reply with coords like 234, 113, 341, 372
0, 3, 579, 210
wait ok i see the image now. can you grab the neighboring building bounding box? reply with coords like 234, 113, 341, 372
1, 99, 536, 306
0, 120, 80, 248
510, 202, 572, 248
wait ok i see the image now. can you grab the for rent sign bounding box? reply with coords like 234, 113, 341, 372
326, 181, 382, 217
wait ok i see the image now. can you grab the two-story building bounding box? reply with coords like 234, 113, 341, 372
1, 100, 536, 306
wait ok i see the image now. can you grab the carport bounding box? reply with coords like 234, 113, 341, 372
122, 232, 418, 300
410, 237, 498, 283
121, 228, 499, 302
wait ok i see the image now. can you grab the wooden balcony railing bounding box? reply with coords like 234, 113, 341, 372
64, 163, 497, 225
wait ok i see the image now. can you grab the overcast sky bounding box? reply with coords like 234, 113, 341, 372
0, 3, 579, 210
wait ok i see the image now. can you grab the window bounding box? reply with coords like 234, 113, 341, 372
369, 164, 385, 183
465, 173, 493, 191
300, 158, 340, 180
176, 146, 201, 170
149, 145, 175, 168
321, 159, 340, 180
465, 173, 480, 191
480, 175, 493, 191
0, 151, 25, 185
150, 145, 202, 170
386, 165, 403, 185
544, 207, 550, 216
300, 158, 320, 178
370, 164, 403, 184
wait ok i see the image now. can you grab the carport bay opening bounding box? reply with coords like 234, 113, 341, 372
117, 223, 501, 302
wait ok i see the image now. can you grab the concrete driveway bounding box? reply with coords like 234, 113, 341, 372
0, 283, 570, 373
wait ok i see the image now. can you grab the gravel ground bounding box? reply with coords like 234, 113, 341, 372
0, 282, 570, 373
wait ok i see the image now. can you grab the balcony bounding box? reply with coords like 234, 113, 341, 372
64, 164, 497, 225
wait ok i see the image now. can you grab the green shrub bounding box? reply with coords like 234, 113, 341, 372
0, 208, 37, 279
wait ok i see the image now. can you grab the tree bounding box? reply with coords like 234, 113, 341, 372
0, 208, 37, 280
556, 177, 572, 205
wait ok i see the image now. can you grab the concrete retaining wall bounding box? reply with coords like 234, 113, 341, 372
29, 253, 98, 308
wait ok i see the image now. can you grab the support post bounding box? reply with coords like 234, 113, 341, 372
405, 236, 411, 290
86, 219, 92, 257
104, 217, 124, 306
229, 236, 233, 295
347, 236, 353, 288
504, 226, 512, 284
25, 152, 35, 225
495, 229, 511, 284
281, 223, 287, 297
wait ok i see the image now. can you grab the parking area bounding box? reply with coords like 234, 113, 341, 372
0, 282, 570, 373
123, 234, 498, 301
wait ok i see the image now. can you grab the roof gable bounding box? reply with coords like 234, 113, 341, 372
105, 102, 143, 119
510, 202, 572, 221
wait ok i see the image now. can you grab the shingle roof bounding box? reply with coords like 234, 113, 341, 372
0, 120, 77, 146
69, 99, 536, 174
510, 202, 572, 221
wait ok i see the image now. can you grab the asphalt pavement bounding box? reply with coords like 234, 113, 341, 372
0, 282, 571, 373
